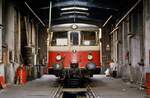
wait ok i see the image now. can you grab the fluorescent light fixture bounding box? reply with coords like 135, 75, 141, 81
60, 11, 89, 16
61, 7, 88, 11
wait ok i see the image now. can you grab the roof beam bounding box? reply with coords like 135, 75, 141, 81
53, 1, 118, 11
52, 15, 103, 26
53, 15, 101, 21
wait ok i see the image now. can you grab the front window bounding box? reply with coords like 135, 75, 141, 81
70, 32, 79, 45
51, 32, 68, 46
81, 31, 96, 46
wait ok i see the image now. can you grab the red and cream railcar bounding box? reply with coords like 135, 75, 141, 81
47, 23, 101, 78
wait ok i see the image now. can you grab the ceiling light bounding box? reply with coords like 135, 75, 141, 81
60, 11, 89, 16
61, 7, 88, 11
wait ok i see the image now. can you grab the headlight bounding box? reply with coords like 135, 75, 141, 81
88, 54, 93, 60
56, 55, 62, 61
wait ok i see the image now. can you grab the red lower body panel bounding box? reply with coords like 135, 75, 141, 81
48, 51, 101, 68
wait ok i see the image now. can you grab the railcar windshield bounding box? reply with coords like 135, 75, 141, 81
70, 32, 79, 45
51, 32, 68, 46
81, 31, 96, 46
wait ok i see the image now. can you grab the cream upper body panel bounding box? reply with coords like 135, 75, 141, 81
48, 46, 100, 52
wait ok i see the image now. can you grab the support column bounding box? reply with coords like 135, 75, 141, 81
130, 36, 141, 67
144, 0, 150, 66
0, 0, 2, 62
18, 12, 21, 64
0, 0, 4, 78
6, 3, 15, 62
111, 29, 118, 62
5, 2, 16, 84
31, 22, 36, 65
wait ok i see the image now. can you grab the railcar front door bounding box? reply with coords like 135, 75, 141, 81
69, 32, 79, 68
70, 32, 79, 46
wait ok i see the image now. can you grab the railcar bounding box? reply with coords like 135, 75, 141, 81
47, 23, 101, 79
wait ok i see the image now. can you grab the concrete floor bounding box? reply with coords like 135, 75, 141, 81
0, 75, 146, 98
0, 75, 58, 98
91, 75, 145, 98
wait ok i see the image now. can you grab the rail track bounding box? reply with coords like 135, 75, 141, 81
52, 85, 63, 98
86, 85, 97, 98
52, 84, 97, 98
